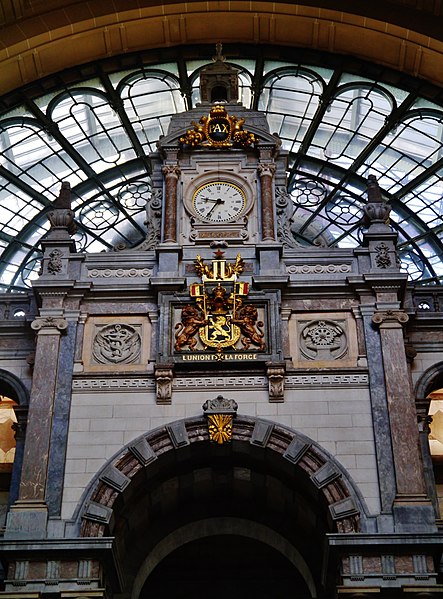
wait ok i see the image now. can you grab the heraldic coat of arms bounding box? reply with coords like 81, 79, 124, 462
174, 251, 265, 356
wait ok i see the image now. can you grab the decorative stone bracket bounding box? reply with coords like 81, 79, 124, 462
154, 363, 174, 404
202, 395, 238, 444
266, 361, 286, 402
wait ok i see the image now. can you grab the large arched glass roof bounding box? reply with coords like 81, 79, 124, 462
1, 47, 443, 291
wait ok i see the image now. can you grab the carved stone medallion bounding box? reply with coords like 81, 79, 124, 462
93, 324, 141, 364
300, 319, 347, 361
81, 316, 151, 372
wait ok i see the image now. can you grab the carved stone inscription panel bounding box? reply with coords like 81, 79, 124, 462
82, 316, 151, 372
289, 312, 359, 368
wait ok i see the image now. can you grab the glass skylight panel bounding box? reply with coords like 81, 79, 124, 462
312, 87, 392, 163
49, 91, 136, 173
1, 53, 443, 289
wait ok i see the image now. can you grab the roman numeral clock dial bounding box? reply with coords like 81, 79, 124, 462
192, 181, 246, 222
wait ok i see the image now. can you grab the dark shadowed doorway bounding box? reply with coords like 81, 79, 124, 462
139, 534, 313, 599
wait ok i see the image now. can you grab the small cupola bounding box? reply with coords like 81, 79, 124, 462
199, 43, 239, 104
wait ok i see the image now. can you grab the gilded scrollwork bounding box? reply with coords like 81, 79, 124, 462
179, 104, 257, 149
203, 395, 238, 444
207, 414, 234, 444
174, 252, 266, 356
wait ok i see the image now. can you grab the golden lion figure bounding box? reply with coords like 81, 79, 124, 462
174, 305, 207, 351
232, 305, 266, 351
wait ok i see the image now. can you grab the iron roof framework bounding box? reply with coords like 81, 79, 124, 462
0, 45, 443, 291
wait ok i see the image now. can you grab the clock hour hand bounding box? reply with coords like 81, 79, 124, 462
206, 197, 224, 218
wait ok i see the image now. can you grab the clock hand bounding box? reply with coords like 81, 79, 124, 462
206, 197, 224, 218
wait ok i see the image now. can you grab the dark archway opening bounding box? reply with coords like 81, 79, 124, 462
140, 535, 312, 599
211, 85, 228, 102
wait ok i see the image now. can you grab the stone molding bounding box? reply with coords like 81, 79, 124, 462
71, 372, 369, 392
72, 378, 155, 391
287, 263, 352, 274
87, 268, 152, 278
79, 416, 364, 538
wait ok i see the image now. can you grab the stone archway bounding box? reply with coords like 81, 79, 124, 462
76, 415, 369, 597
133, 518, 317, 599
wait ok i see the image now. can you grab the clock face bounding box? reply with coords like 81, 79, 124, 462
192, 181, 246, 222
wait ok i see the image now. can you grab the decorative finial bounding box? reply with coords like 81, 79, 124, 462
363, 174, 391, 229
213, 42, 225, 63
53, 181, 72, 210
47, 181, 76, 236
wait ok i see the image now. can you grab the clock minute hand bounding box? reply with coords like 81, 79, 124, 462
206, 197, 224, 218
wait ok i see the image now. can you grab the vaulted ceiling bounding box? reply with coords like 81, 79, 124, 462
1, 1, 443, 95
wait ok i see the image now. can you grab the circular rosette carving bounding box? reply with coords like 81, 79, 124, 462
300, 319, 347, 361
93, 323, 141, 364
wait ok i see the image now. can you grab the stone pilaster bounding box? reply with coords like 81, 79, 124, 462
257, 162, 276, 242
372, 310, 434, 530
22, 318, 68, 500
162, 164, 180, 243
5, 316, 68, 537
358, 304, 396, 518
46, 317, 78, 516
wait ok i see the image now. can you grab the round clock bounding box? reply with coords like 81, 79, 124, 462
192, 181, 246, 222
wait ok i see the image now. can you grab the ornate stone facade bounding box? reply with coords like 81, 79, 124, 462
0, 51, 442, 599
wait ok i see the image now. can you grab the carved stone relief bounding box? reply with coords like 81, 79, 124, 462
47, 249, 63, 275
374, 241, 392, 269
93, 324, 141, 365
81, 316, 151, 372
289, 312, 359, 368
300, 319, 347, 361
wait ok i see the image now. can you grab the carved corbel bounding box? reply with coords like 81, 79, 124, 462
154, 363, 174, 404
266, 361, 286, 402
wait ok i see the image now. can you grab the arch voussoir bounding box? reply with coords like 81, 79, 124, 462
80, 415, 365, 538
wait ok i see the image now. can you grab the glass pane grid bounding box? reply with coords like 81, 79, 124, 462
1, 54, 443, 289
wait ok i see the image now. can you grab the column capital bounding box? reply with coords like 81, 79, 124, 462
162, 164, 181, 178
257, 162, 276, 177
31, 316, 68, 334
371, 310, 409, 328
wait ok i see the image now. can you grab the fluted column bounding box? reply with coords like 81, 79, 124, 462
162, 164, 180, 243
258, 163, 276, 241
